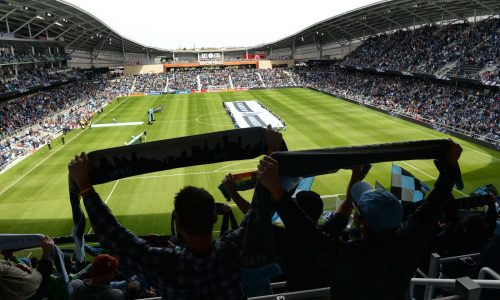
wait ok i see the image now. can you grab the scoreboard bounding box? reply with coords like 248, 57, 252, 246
199, 52, 223, 65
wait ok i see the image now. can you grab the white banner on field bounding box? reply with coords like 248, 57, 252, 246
224, 100, 285, 129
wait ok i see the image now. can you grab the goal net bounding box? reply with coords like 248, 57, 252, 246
207, 85, 229, 92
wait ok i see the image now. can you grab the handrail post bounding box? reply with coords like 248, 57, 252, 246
455, 277, 481, 300
425, 253, 441, 300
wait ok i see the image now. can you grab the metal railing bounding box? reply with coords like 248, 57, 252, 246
410, 252, 500, 300
135, 263, 500, 300
135, 282, 329, 300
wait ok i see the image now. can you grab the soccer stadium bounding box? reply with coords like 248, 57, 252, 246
0, 0, 499, 298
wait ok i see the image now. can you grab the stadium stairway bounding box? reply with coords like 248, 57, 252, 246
284, 70, 297, 86
129, 77, 137, 93
479, 64, 498, 77
164, 76, 169, 93
435, 61, 458, 78
197, 74, 201, 91
256, 71, 266, 88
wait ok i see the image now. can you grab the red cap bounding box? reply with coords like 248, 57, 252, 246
91, 254, 119, 278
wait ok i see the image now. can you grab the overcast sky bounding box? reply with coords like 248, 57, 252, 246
64, 0, 380, 50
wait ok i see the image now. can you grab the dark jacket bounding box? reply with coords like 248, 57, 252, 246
275, 162, 458, 300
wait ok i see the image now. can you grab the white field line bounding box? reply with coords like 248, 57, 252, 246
88, 180, 120, 234
120, 167, 256, 181
321, 193, 345, 198
399, 161, 468, 197
353, 105, 499, 161
91, 121, 144, 128
0, 97, 131, 197
213, 160, 258, 172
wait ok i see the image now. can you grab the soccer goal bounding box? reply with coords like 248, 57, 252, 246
207, 85, 229, 92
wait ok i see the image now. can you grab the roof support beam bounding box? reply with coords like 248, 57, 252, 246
11, 16, 38, 34
358, 21, 379, 33
0, 8, 17, 22
378, 14, 406, 29
55, 26, 75, 39
314, 23, 342, 42
65, 31, 86, 48
434, 4, 463, 21
402, 8, 433, 25
92, 31, 113, 58
32, 22, 55, 39
71, 37, 95, 53
470, 0, 496, 15
332, 25, 356, 41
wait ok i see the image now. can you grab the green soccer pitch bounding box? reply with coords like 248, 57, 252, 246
0, 88, 498, 237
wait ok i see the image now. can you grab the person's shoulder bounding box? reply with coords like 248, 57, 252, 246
70, 278, 85, 288
106, 288, 125, 300
216, 227, 245, 248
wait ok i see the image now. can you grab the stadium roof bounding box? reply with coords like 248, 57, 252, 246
0, 0, 498, 56
0, 0, 171, 55
251, 0, 500, 51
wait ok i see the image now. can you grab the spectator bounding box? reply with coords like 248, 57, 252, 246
473, 234, 500, 300
257, 140, 462, 300
70, 254, 124, 300
0, 236, 54, 299
221, 169, 364, 293
68, 154, 252, 299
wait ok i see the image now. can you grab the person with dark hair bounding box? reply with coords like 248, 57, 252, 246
295, 190, 323, 222
68, 155, 256, 299
257, 140, 463, 300
222, 169, 365, 293
272, 190, 330, 292
173, 186, 216, 238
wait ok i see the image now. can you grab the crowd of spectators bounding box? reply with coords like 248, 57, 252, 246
199, 68, 230, 90
482, 68, 500, 83
167, 69, 200, 91
1, 68, 78, 96
342, 17, 500, 82
0, 74, 133, 170
0, 128, 48, 169
296, 67, 499, 142
0, 52, 68, 65
109, 75, 135, 95
133, 73, 168, 93
229, 68, 263, 89
258, 68, 297, 88
163, 68, 298, 91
